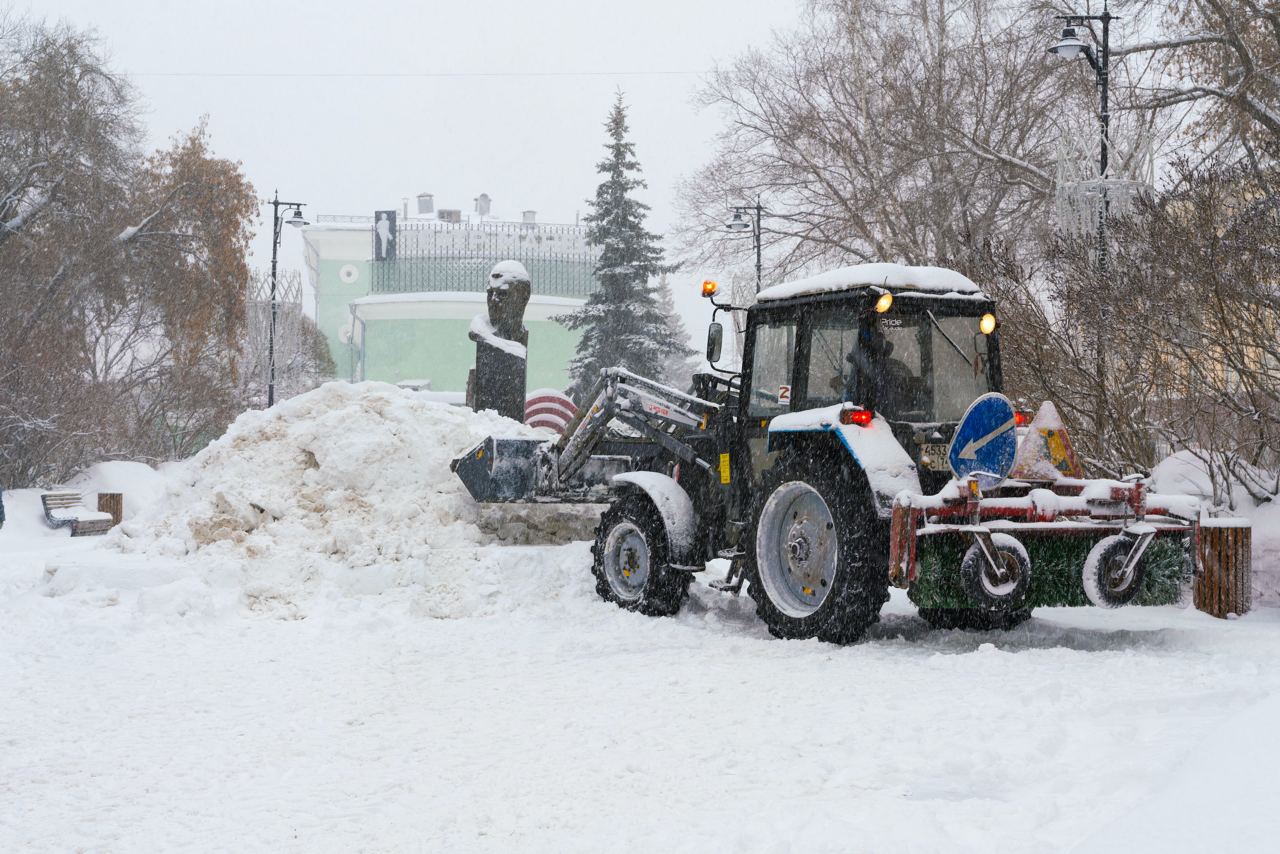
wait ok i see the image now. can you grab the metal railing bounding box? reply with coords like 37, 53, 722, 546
368, 219, 601, 298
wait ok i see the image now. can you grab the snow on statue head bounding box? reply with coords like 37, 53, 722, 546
486, 260, 531, 344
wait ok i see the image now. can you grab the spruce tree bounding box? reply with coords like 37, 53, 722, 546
558, 94, 694, 403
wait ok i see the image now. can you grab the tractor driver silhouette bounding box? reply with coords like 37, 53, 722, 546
845, 321, 924, 419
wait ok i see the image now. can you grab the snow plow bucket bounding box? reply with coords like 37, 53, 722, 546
451, 437, 544, 503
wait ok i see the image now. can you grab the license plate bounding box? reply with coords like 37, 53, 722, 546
919, 443, 951, 472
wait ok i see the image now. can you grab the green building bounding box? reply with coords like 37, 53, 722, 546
302, 200, 600, 395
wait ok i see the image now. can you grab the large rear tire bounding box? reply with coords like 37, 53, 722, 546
590, 495, 691, 617
745, 459, 889, 644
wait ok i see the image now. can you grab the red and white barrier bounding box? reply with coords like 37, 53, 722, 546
525, 389, 577, 434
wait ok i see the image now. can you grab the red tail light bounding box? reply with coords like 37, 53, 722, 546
1014, 410, 1031, 427
840, 408, 874, 427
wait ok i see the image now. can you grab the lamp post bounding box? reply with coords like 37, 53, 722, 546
1048, 0, 1115, 270
726, 196, 765, 292
1049, 2, 1116, 438
267, 190, 308, 407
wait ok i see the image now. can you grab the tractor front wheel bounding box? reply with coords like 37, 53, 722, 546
590, 495, 691, 617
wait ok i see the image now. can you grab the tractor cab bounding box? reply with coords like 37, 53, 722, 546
707, 265, 1002, 492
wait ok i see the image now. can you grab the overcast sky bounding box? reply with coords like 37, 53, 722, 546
26, 0, 802, 316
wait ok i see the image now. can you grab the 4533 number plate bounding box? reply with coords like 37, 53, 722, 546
918, 443, 951, 472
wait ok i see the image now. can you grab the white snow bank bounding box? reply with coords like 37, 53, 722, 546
0, 489, 62, 544
1148, 450, 1279, 607
756, 263, 982, 302
1250, 503, 1280, 606
1149, 451, 1217, 498
107, 382, 599, 611
69, 460, 168, 521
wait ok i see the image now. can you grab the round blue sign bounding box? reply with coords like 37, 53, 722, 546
948, 392, 1018, 488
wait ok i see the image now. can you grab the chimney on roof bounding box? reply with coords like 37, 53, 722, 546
401, 197, 409, 218
522, 210, 536, 225
474, 193, 492, 217
417, 192, 434, 215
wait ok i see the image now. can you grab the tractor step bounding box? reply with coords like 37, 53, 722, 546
709, 577, 746, 594
710, 559, 747, 595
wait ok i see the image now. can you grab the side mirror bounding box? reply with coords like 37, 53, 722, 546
706, 322, 724, 363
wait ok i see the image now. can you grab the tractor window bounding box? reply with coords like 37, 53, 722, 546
805, 317, 861, 407
872, 313, 992, 422
875, 319, 928, 419
748, 321, 796, 417
930, 314, 991, 421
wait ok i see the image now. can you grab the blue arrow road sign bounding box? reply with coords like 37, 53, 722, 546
948, 392, 1018, 488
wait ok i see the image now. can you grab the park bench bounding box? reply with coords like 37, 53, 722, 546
41, 490, 114, 537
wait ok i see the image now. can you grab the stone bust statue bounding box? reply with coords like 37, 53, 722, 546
486, 260, 531, 346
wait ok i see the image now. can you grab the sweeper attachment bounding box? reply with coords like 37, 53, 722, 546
454, 264, 1220, 643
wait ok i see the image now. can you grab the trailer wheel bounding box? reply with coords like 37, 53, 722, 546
917, 607, 1033, 631
1083, 534, 1146, 608
591, 495, 691, 617
746, 460, 888, 644
960, 533, 1031, 611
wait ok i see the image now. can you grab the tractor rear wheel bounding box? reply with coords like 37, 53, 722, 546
745, 459, 888, 644
591, 495, 691, 617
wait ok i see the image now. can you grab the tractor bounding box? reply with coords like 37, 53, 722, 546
453, 264, 1201, 643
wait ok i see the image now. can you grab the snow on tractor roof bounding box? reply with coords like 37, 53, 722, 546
755, 263, 983, 302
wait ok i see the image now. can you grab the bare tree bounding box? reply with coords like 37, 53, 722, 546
978, 156, 1280, 490
679, 0, 1098, 279
1113, 0, 1280, 156
0, 19, 257, 487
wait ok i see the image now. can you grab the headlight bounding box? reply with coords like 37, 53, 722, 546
980, 313, 997, 335
874, 292, 893, 313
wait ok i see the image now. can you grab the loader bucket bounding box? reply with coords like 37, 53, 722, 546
907, 530, 1193, 611
450, 437, 545, 503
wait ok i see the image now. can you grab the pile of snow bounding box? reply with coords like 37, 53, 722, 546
1149, 450, 1279, 606
108, 382, 600, 615
69, 460, 169, 522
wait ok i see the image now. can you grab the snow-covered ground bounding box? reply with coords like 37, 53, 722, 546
3, 383, 1278, 852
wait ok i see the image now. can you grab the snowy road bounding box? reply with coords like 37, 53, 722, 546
3, 538, 1279, 852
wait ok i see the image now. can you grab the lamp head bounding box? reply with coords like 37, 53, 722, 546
286, 207, 309, 228
1048, 27, 1088, 60
725, 211, 752, 233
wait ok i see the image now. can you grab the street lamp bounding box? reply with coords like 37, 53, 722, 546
1048, 1, 1115, 268
267, 190, 308, 407
725, 196, 765, 292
